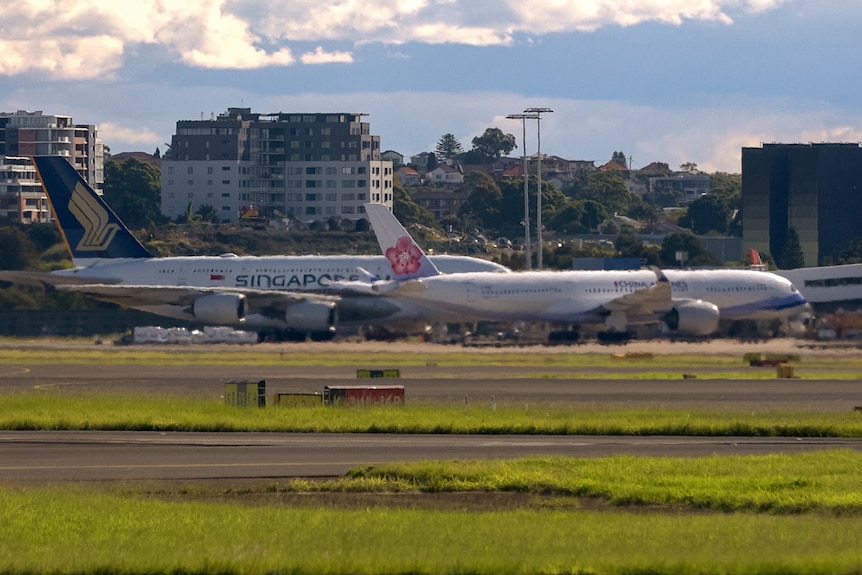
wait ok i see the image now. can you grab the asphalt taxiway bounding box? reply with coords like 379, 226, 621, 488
2, 342, 862, 482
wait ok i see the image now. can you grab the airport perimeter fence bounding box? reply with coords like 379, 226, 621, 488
0, 309, 196, 338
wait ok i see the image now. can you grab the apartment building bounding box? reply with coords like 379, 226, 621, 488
0, 110, 103, 223
161, 108, 393, 224
0, 156, 44, 222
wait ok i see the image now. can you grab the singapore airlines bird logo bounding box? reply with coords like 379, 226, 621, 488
68, 182, 120, 251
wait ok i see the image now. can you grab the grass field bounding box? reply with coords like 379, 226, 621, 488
2, 394, 862, 436
2, 340, 862, 574
2, 452, 862, 574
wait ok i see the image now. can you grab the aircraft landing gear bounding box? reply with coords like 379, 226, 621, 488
596, 331, 632, 344
547, 330, 580, 345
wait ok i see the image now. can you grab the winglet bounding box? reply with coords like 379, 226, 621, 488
364, 203, 440, 280
355, 267, 380, 283
33, 156, 152, 263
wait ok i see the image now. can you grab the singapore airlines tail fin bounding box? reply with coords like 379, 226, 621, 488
33, 156, 153, 264
364, 203, 440, 280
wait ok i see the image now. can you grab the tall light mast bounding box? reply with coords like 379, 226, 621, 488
524, 107, 553, 269
506, 113, 539, 270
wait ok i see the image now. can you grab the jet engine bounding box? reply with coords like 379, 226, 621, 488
661, 299, 720, 336
284, 301, 337, 334
192, 293, 247, 324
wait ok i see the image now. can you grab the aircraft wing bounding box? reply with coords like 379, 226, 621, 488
0, 270, 122, 288
601, 269, 673, 316
46, 283, 338, 311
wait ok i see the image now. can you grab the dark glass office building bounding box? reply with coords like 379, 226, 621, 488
742, 143, 862, 267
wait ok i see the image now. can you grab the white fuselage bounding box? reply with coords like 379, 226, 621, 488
55, 254, 508, 290
49, 254, 507, 329
380, 268, 808, 326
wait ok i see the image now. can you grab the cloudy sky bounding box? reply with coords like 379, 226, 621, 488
2, 0, 859, 173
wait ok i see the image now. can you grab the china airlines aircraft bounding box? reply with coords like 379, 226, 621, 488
365, 203, 810, 341
0, 156, 507, 340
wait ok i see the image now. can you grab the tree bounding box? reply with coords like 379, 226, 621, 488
681, 194, 729, 235
571, 171, 633, 216
435, 134, 464, 160
837, 236, 862, 264
776, 227, 805, 269
458, 172, 503, 231
611, 151, 628, 168
393, 184, 438, 229
195, 204, 220, 223
660, 231, 719, 267
103, 158, 164, 229
679, 162, 699, 174
0, 227, 38, 270
470, 127, 516, 162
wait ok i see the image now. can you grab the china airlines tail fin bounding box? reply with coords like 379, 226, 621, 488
364, 203, 440, 280
749, 248, 767, 271
33, 156, 153, 264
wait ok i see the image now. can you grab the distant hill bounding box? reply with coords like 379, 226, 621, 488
110, 152, 160, 168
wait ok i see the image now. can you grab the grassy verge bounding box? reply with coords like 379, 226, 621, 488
2, 394, 862, 436
3, 344, 862, 379
2, 452, 862, 575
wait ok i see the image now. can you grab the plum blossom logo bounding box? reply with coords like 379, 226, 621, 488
385, 236, 423, 275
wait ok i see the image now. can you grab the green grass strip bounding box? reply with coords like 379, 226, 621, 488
335, 451, 862, 514
2, 452, 862, 574
2, 394, 862, 436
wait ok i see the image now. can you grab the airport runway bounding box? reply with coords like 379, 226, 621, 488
2, 431, 860, 482
2, 355, 862, 482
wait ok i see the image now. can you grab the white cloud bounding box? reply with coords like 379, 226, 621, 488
98, 122, 163, 149
0, 38, 124, 78
2, 0, 793, 77
35, 83, 859, 176
300, 47, 354, 65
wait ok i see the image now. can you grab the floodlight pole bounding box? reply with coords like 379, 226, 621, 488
524, 107, 553, 269
507, 113, 539, 270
